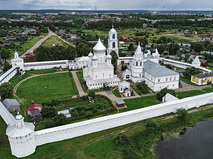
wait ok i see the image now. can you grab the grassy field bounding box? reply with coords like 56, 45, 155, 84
112, 89, 121, 97
16, 72, 78, 111
177, 90, 206, 99
9, 34, 47, 59
122, 95, 160, 112
41, 35, 69, 48
180, 77, 200, 86
10, 68, 61, 88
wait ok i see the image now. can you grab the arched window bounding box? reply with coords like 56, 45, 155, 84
136, 62, 138, 66
113, 42, 115, 48
113, 34, 115, 39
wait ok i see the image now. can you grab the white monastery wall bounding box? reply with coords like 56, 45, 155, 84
0, 67, 17, 86
162, 58, 212, 73
24, 60, 69, 70
0, 102, 16, 126
34, 92, 213, 146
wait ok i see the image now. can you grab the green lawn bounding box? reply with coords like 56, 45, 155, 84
41, 35, 69, 48
112, 89, 121, 97
76, 71, 88, 92
122, 95, 160, 112
16, 72, 78, 110
180, 77, 200, 86
10, 68, 60, 88
177, 90, 206, 99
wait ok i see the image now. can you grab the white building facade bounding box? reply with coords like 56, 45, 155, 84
123, 44, 179, 92
83, 39, 120, 89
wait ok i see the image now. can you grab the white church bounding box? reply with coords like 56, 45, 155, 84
83, 39, 120, 89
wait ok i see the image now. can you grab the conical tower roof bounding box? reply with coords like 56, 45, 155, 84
93, 39, 106, 51
135, 43, 143, 57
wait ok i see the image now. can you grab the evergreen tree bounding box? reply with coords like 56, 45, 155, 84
110, 51, 118, 73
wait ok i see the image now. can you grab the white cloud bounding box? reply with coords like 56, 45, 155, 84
0, 0, 213, 10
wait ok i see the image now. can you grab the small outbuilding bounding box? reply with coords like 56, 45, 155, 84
26, 104, 43, 115
162, 93, 179, 103
31, 110, 42, 122
2, 99, 20, 113
57, 110, 71, 118
118, 81, 131, 97
116, 100, 126, 108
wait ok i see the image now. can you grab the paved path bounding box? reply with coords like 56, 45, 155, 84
71, 71, 87, 97
176, 80, 211, 92
20, 29, 75, 58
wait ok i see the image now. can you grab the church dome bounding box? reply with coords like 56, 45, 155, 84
88, 52, 93, 57
93, 39, 106, 52
15, 114, 23, 120
106, 54, 112, 59
92, 55, 98, 60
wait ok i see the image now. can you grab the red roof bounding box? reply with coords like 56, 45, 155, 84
121, 36, 128, 40
26, 104, 43, 112
28, 52, 35, 57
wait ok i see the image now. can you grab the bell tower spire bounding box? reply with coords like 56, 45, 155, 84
107, 26, 119, 57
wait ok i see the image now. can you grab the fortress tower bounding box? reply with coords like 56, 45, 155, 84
6, 114, 36, 158
11, 51, 24, 70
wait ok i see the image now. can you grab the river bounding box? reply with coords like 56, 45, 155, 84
155, 120, 213, 159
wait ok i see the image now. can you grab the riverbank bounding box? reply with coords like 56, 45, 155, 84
0, 105, 213, 159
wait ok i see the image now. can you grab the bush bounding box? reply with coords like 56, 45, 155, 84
145, 118, 160, 134
41, 106, 57, 118
44, 119, 55, 128
85, 111, 93, 117
0, 83, 13, 99
136, 81, 149, 94
176, 108, 188, 120
113, 133, 129, 146
88, 90, 95, 98
53, 114, 67, 126
156, 88, 176, 101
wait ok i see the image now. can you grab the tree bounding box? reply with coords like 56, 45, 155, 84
76, 42, 90, 57
113, 133, 129, 146
0, 83, 13, 99
41, 106, 57, 118
145, 118, 160, 134
44, 119, 55, 128
137, 81, 149, 94
176, 108, 188, 120
53, 114, 67, 126
0, 48, 10, 60
88, 90, 95, 98
156, 88, 176, 101
3, 61, 11, 72
128, 43, 134, 51
66, 46, 77, 60
183, 67, 201, 79
111, 50, 118, 73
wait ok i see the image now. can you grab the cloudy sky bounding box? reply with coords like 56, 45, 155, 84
0, 0, 213, 10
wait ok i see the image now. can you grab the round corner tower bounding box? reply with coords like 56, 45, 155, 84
6, 114, 36, 158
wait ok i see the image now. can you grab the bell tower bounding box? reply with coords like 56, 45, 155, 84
107, 25, 119, 57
